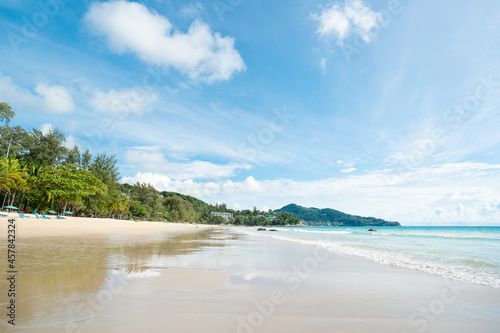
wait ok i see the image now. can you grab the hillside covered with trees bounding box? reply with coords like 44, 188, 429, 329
276, 204, 400, 226
0, 102, 299, 226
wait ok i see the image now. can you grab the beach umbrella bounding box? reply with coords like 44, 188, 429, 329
47, 210, 57, 214
4, 206, 18, 210
64, 211, 73, 215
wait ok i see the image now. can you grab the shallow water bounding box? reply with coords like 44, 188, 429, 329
237, 226, 500, 288
1, 227, 499, 333
0, 229, 232, 328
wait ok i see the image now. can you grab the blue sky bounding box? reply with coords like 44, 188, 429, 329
1, 0, 500, 225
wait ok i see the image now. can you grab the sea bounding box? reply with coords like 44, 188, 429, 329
237, 226, 500, 288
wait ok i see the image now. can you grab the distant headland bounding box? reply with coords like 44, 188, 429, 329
275, 203, 401, 227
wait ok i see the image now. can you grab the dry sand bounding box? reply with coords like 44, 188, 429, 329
0, 213, 200, 237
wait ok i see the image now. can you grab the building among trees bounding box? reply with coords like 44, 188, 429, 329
210, 212, 233, 222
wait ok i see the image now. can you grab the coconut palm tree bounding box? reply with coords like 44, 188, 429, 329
0, 157, 27, 209
8, 177, 29, 207
23, 164, 44, 212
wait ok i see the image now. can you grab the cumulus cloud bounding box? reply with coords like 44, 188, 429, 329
312, 0, 381, 44
0, 73, 37, 107
40, 123, 54, 135
89, 88, 157, 115
64, 135, 79, 149
34, 83, 75, 113
85, 1, 246, 83
0, 74, 75, 113
125, 148, 252, 180
122, 162, 500, 224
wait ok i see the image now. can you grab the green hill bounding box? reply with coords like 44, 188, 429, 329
275, 204, 400, 226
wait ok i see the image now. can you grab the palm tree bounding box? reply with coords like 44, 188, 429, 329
23, 165, 44, 212
0, 157, 27, 209
8, 178, 29, 207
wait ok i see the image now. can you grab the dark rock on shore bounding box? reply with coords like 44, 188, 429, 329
368, 228, 377, 231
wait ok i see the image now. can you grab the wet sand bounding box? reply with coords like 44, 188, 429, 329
1, 223, 499, 332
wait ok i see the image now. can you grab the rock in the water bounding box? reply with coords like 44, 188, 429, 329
368, 228, 377, 231
269, 229, 278, 232
257, 228, 266, 231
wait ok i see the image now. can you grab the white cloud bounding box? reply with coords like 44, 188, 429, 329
320, 57, 327, 68
85, 1, 246, 83
0, 74, 75, 114
122, 162, 500, 225
64, 135, 79, 149
34, 83, 75, 113
179, 2, 205, 18
341, 167, 357, 173
40, 123, 54, 135
89, 89, 157, 115
0, 73, 39, 108
125, 148, 252, 180
312, 0, 381, 44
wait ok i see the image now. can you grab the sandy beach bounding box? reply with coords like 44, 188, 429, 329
0, 213, 201, 238
1, 217, 499, 332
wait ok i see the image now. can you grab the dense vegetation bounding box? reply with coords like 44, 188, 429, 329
0, 102, 300, 226
276, 204, 400, 226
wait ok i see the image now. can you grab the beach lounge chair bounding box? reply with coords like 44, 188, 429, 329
0, 214, 8, 217
34, 213, 43, 219
42, 214, 52, 219
56, 215, 65, 219
18, 213, 25, 218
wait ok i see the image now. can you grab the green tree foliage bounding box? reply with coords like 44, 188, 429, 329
36, 164, 107, 213
276, 203, 400, 226
210, 216, 225, 224
0, 157, 27, 193
132, 182, 163, 218
65, 146, 81, 166
163, 195, 198, 221
0, 102, 15, 124
129, 200, 147, 218
0, 125, 29, 158
22, 128, 68, 166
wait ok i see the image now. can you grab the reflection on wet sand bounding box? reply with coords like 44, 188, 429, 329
0, 229, 233, 328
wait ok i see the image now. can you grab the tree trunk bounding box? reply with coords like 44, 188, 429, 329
9, 191, 16, 207
25, 190, 32, 213
17, 192, 24, 210
2, 191, 8, 209
63, 201, 68, 216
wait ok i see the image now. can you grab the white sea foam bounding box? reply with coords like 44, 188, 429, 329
290, 229, 352, 235
266, 234, 500, 289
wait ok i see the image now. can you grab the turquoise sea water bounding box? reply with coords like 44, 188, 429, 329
237, 226, 500, 288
